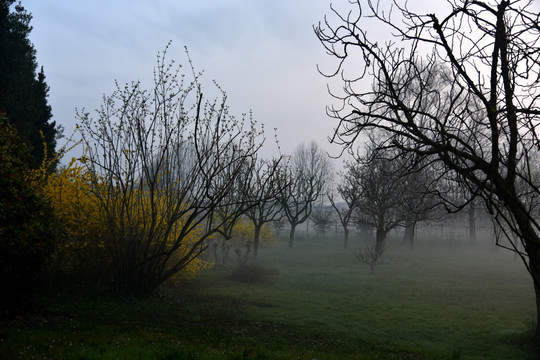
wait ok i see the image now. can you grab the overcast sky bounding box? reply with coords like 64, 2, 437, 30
19, 0, 540, 163
22, 0, 358, 162
27, 0, 523, 164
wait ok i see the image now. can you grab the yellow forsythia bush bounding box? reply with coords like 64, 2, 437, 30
32, 157, 106, 277
123, 193, 213, 283
32, 135, 212, 288
34, 154, 211, 285
166, 221, 213, 284
40, 158, 102, 246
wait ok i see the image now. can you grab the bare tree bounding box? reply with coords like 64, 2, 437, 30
211, 150, 258, 241
352, 243, 385, 274
329, 159, 362, 248
77, 45, 264, 295
354, 143, 411, 257
400, 156, 444, 249
280, 141, 332, 247
243, 157, 286, 259
310, 199, 335, 237
316, 0, 540, 336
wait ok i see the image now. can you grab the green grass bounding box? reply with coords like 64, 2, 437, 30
1, 235, 539, 359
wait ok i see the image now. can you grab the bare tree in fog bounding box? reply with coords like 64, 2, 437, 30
280, 141, 332, 247
352, 243, 384, 274
243, 157, 286, 259
354, 142, 411, 258
400, 157, 443, 249
310, 199, 335, 237
329, 159, 362, 248
206, 151, 259, 265
210, 146, 258, 241
316, 0, 540, 337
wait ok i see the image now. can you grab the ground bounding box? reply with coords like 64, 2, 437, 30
1, 234, 538, 359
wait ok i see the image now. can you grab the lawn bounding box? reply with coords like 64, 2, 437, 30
1, 234, 538, 359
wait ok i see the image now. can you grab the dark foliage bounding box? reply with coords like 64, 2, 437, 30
0, 116, 57, 317
0, 0, 57, 169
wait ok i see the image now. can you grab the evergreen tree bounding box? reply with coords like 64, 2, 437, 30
0, 0, 57, 169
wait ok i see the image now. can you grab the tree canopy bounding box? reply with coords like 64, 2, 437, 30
0, 0, 57, 169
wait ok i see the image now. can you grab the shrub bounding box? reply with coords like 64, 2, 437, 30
0, 116, 57, 314
33, 156, 109, 285
34, 153, 212, 290
74, 46, 262, 296
352, 244, 385, 274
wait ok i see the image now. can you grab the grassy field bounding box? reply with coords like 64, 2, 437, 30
1, 234, 539, 359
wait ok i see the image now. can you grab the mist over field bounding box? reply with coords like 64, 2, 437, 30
197, 221, 537, 359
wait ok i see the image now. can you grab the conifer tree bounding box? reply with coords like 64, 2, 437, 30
0, 0, 57, 169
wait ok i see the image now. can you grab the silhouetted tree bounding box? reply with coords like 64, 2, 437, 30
310, 199, 334, 237
243, 158, 285, 259
316, 0, 540, 337
0, 0, 57, 169
354, 142, 411, 258
399, 157, 443, 249
280, 141, 332, 247
329, 159, 362, 248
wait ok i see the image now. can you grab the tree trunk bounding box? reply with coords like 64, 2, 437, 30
288, 224, 296, 248
533, 267, 540, 340
469, 200, 477, 244
253, 225, 261, 259
375, 229, 386, 258
499, 190, 540, 338
403, 220, 416, 250
343, 228, 349, 249
523, 241, 540, 339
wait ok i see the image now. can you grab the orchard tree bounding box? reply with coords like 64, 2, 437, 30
0, 0, 58, 169
329, 159, 362, 248
316, 0, 540, 336
280, 141, 332, 247
354, 143, 411, 257
400, 157, 443, 249
210, 146, 258, 243
77, 45, 264, 295
310, 199, 334, 237
243, 158, 286, 259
